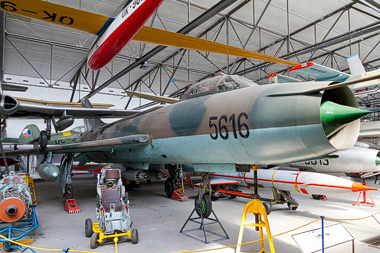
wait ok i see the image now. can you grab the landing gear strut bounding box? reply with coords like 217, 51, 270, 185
164, 165, 181, 197
195, 173, 212, 218
60, 153, 80, 213
179, 172, 228, 243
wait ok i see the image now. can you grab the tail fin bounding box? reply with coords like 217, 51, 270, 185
19, 124, 40, 144
347, 54, 366, 75
81, 96, 106, 131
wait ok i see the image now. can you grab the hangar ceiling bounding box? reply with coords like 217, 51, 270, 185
2, 0, 380, 114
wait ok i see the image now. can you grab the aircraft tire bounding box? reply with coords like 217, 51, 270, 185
287, 198, 299, 211
39, 130, 48, 150
90, 232, 99, 249
132, 228, 138, 244
164, 178, 177, 198
85, 218, 93, 238
262, 201, 271, 215
195, 194, 212, 218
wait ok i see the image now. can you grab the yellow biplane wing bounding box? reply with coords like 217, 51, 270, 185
1, 0, 298, 66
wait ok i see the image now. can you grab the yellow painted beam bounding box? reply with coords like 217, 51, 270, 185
134, 26, 299, 66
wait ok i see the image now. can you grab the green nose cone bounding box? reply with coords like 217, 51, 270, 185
320, 101, 371, 137
376, 156, 380, 166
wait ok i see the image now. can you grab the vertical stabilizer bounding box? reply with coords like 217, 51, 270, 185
347, 54, 366, 75
81, 97, 106, 131
19, 124, 40, 144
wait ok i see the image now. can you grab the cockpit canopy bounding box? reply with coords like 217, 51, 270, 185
180, 75, 258, 101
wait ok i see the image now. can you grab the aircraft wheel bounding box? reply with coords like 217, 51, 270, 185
312, 194, 323, 200
195, 194, 212, 218
287, 198, 299, 211
90, 232, 99, 249
85, 218, 93, 238
164, 178, 177, 198
135, 181, 142, 189
3, 242, 13, 252
39, 130, 48, 150
262, 201, 271, 215
132, 228, 138, 244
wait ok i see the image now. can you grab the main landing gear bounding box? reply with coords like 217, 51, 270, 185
60, 153, 80, 214
179, 172, 228, 243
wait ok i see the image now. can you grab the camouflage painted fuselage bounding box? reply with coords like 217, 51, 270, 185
76, 76, 359, 168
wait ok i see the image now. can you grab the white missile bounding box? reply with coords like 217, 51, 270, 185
211, 169, 377, 196
291, 146, 380, 174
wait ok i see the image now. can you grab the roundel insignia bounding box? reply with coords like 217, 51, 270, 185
23, 129, 32, 137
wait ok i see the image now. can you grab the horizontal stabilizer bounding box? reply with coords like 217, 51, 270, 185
288, 62, 350, 82
267, 73, 302, 84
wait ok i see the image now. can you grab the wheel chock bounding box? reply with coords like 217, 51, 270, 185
64, 199, 81, 214
170, 190, 188, 201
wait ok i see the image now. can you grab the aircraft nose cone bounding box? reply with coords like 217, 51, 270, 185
320, 101, 371, 137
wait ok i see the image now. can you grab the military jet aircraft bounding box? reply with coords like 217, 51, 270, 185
0, 73, 374, 217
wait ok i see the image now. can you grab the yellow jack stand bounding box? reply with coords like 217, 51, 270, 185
236, 199, 275, 253
23, 176, 37, 205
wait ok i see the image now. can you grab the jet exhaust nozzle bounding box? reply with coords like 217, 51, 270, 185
0, 95, 19, 116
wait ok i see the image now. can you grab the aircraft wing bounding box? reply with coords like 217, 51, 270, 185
288, 62, 351, 82
2, 134, 152, 156
14, 101, 139, 118
125, 91, 180, 104
3, 0, 298, 66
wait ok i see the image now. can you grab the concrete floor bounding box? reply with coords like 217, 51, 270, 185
20, 174, 380, 253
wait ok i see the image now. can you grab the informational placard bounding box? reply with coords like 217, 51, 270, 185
372, 213, 380, 224
292, 223, 354, 253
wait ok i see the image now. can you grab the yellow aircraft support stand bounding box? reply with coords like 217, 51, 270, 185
236, 198, 275, 253
23, 176, 37, 205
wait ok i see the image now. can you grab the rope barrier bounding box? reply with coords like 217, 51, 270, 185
175, 218, 322, 253
1, 210, 380, 253
175, 210, 380, 253
0, 233, 104, 253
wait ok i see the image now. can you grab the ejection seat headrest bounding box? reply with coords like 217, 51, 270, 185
104, 169, 120, 180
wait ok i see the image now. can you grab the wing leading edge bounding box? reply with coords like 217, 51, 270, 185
2, 134, 152, 156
